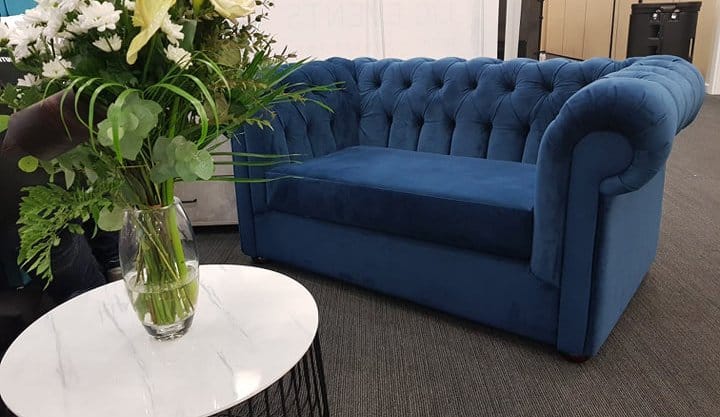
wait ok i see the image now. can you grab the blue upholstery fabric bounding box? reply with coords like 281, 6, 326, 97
266, 146, 535, 259
253, 212, 560, 343
355, 57, 634, 162
532, 56, 705, 285
240, 57, 639, 163
232, 55, 705, 357
585, 170, 665, 356
1, 0, 35, 16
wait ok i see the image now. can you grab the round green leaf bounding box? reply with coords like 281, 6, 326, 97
98, 206, 125, 232
191, 150, 214, 180
0, 115, 9, 133
18, 156, 39, 173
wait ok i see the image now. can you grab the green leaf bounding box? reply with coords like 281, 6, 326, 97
17, 178, 121, 283
98, 206, 124, 232
0, 85, 18, 108
67, 223, 84, 235
210, 151, 301, 159
88, 82, 127, 147
191, 150, 214, 180
62, 167, 76, 188
173, 137, 199, 182
84, 166, 99, 183
18, 156, 39, 173
97, 92, 162, 161
150, 136, 176, 183
0, 115, 9, 133
146, 83, 209, 145
207, 175, 298, 183
181, 20, 198, 51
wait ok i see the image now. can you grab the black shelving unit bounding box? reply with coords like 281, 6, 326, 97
627, 2, 702, 62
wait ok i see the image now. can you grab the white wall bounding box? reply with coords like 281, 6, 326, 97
503, 0, 522, 59
261, 0, 500, 60
707, 1, 720, 95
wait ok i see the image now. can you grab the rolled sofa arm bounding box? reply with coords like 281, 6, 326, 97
231, 58, 360, 257
531, 56, 705, 285
231, 110, 301, 258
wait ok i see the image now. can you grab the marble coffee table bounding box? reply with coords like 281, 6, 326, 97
0, 264, 329, 417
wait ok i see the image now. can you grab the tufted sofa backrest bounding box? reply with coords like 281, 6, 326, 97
274, 57, 640, 164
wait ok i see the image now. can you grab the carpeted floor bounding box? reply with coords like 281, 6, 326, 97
194, 95, 720, 417
1, 98, 717, 417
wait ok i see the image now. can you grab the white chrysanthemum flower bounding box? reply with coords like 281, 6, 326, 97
165, 45, 192, 69
13, 44, 32, 60
7, 20, 41, 46
7, 22, 44, 60
161, 16, 184, 45
23, 0, 77, 38
17, 74, 41, 88
0, 23, 9, 41
124, 0, 136, 11
56, 40, 73, 54
23, 3, 52, 26
56, 30, 76, 40
42, 10, 66, 39
73, 1, 122, 33
32, 38, 49, 55
93, 34, 122, 52
57, 0, 82, 13
42, 57, 72, 79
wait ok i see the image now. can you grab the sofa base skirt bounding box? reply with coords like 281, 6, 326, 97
252, 212, 560, 346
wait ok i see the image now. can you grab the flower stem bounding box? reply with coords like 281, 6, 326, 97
129, 194, 197, 327
164, 180, 188, 281
141, 35, 160, 85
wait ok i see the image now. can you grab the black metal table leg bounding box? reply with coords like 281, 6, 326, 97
214, 334, 329, 417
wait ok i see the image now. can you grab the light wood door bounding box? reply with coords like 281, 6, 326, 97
545, 0, 567, 56
544, 0, 614, 59
562, 0, 588, 58
582, 0, 615, 59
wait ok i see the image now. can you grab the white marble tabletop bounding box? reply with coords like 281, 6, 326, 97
0, 264, 319, 417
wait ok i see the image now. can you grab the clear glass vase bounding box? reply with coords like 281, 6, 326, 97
119, 199, 200, 340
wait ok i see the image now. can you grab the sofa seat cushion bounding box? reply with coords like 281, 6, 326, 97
266, 146, 536, 259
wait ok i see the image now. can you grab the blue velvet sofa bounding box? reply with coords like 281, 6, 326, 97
232, 56, 704, 358
0, 0, 34, 16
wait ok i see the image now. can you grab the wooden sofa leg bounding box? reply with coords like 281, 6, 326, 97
561, 353, 591, 363
251, 257, 269, 265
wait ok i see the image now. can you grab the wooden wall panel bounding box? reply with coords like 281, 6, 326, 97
582, 0, 615, 59
545, 0, 567, 55
540, 0, 549, 51
543, 0, 717, 80
562, 0, 588, 58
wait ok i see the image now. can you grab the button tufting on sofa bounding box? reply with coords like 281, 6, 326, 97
234, 55, 706, 359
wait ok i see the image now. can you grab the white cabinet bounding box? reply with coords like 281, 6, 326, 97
175, 139, 239, 226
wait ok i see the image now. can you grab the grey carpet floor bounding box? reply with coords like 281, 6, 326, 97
195, 95, 720, 417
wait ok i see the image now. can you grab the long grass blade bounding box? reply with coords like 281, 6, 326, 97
147, 83, 209, 143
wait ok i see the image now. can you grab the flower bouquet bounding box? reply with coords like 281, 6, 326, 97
0, 0, 332, 339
